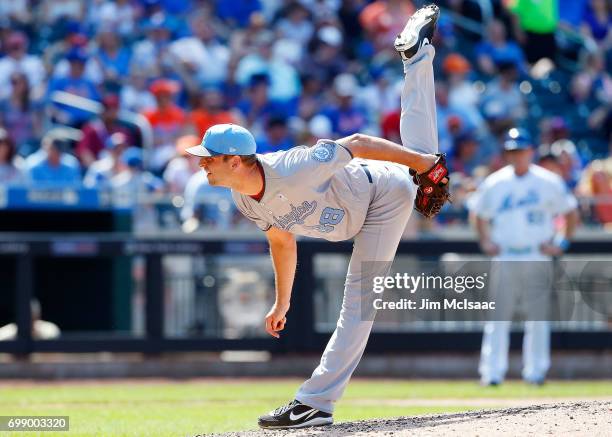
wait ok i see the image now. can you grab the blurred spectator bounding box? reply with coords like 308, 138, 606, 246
296, 73, 326, 122
276, 2, 314, 46
143, 79, 187, 171
380, 109, 401, 143
235, 30, 301, 102
169, 12, 230, 89
359, 67, 402, 129
0, 72, 43, 155
227, 11, 267, 57
435, 80, 475, 154
163, 134, 200, 194
42, 20, 83, 67
50, 30, 103, 85
111, 146, 163, 197
544, 139, 583, 188
481, 61, 527, 123
323, 73, 368, 137
216, 0, 262, 28
0, 32, 45, 93
47, 48, 101, 127
566, 61, 610, 151
271, 32, 304, 71
257, 116, 294, 153
190, 88, 239, 138
475, 19, 527, 76
449, 132, 480, 176
577, 157, 612, 225
558, 0, 589, 29
443, 54, 484, 133
236, 73, 285, 137
301, 0, 342, 22
94, 29, 132, 84
119, 69, 157, 113
0, 0, 31, 28
137, 0, 167, 19
26, 134, 81, 186
540, 116, 572, 146
337, 0, 368, 57
506, 0, 558, 64
537, 149, 564, 177
359, 0, 414, 46
111, 147, 164, 230
88, 0, 137, 38
591, 56, 612, 102
83, 131, 129, 188
579, 51, 612, 106
76, 94, 134, 167
300, 26, 348, 84
430, 12, 457, 74
580, 0, 612, 49
131, 12, 174, 78
181, 168, 236, 231
39, 0, 84, 26
302, 114, 334, 144
0, 128, 25, 185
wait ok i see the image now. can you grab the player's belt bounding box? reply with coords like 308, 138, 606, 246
505, 246, 535, 255
360, 163, 373, 184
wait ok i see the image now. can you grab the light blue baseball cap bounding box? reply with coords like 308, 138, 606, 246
186, 124, 257, 157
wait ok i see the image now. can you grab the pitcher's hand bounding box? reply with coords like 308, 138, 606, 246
264, 303, 289, 338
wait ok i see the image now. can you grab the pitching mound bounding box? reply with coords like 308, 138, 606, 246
216, 401, 611, 436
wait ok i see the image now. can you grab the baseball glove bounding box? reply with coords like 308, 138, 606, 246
410, 154, 451, 218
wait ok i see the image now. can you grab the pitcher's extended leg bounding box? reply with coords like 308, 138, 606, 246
400, 45, 439, 155
295, 167, 415, 413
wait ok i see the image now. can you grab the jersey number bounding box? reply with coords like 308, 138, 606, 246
317, 207, 345, 233
527, 211, 544, 224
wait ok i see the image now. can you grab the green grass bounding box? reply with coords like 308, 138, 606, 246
1, 379, 611, 436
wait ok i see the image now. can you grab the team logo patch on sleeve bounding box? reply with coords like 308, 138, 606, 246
311, 141, 336, 162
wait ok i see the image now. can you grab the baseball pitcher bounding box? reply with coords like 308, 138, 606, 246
186, 5, 446, 428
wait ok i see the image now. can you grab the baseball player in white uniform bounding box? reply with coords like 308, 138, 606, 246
186, 5, 443, 429
468, 128, 579, 386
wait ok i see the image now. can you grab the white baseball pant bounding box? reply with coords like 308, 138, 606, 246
479, 255, 553, 384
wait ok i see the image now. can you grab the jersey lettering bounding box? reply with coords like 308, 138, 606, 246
272, 201, 318, 230
497, 190, 540, 214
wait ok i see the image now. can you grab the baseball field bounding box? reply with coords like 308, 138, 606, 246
2, 378, 611, 436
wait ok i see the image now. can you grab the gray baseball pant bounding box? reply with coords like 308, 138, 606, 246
295, 46, 439, 413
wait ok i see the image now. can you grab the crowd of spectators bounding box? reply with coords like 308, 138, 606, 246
0, 0, 610, 228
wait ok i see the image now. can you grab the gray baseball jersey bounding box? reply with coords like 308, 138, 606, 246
232, 140, 386, 241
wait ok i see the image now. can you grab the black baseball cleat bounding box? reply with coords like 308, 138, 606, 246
258, 399, 333, 429
394, 4, 440, 61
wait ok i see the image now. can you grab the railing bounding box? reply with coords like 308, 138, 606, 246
3, 186, 612, 230
49, 91, 154, 162
0, 235, 610, 355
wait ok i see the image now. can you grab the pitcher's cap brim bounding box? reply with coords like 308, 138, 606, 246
185, 145, 222, 157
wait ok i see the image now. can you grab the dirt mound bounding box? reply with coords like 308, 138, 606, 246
215, 400, 611, 437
